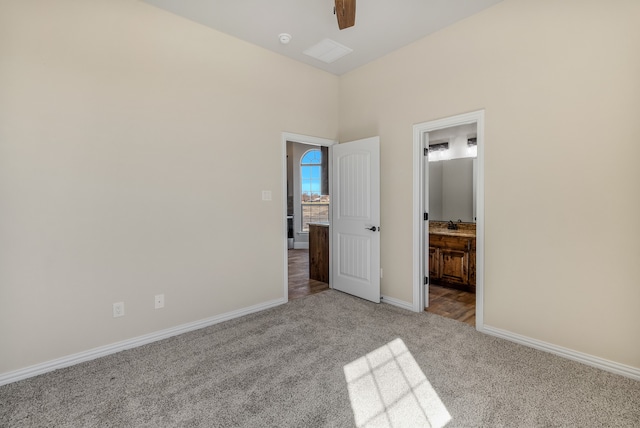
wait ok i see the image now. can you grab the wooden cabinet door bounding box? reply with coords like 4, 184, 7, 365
468, 250, 476, 288
428, 247, 439, 279
439, 249, 468, 285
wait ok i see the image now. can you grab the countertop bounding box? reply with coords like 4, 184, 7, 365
308, 222, 330, 227
429, 228, 476, 238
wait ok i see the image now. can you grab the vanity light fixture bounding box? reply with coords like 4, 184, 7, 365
428, 141, 450, 162
466, 137, 478, 157
428, 141, 449, 152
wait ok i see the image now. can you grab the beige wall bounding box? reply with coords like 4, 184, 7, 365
1, 0, 638, 378
0, 0, 339, 374
339, 0, 640, 368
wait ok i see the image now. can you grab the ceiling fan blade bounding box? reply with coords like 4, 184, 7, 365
335, 0, 356, 30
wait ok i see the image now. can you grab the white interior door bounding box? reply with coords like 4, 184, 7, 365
331, 137, 380, 303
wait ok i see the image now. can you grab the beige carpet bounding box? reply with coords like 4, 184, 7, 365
1, 290, 639, 427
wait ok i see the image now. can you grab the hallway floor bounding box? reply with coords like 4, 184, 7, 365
426, 284, 476, 326
288, 249, 329, 300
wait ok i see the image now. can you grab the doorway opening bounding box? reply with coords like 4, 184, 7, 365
281, 133, 335, 302
412, 111, 484, 329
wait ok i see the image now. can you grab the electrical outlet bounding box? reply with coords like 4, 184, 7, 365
155, 294, 164, 309
113, 302, 125, 318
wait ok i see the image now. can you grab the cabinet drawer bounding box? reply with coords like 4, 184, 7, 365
429, 234, 469, 251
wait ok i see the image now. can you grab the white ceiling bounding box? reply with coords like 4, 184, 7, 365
143, 0, 503, 75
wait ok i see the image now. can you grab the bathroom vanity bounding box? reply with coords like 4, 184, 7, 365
429, 222, 476, 292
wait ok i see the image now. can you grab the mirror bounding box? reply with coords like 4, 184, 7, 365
428, 124, 477, 223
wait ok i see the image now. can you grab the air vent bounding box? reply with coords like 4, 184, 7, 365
303, 39, 353, 63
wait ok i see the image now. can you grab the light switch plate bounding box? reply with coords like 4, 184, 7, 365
262, 190, 272, 201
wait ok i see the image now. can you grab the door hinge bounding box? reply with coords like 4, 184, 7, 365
424, 212, 428, 221
424, 276, 429, 285
423, 147, 428, 156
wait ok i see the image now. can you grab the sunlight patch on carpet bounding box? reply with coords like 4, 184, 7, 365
344, 338, 451, 427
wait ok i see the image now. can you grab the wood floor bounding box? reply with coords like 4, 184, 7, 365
289, 249, 474, 326
426, 284, 476, 326
288, 249, 329, 300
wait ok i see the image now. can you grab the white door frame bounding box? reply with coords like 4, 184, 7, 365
281, 132, 337, 302
412, 110, 485, 329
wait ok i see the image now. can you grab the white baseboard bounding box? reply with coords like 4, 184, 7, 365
481, 325, 640, 381
0, 297, 287, 387
293, 242, 309, 250
381, 295, 414, 311
6, 298, 636, 386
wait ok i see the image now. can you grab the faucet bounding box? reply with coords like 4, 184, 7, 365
447, 220, 458, 230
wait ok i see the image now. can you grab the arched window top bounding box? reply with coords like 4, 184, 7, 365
301, 149, 322, 165
299, 148, 328, 231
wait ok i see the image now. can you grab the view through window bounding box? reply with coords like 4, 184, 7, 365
301, 149, 329, 231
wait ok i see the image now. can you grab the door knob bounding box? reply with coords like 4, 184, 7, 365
365, 226, 379, 231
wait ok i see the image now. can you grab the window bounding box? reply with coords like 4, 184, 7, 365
300, 149, 329, 232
